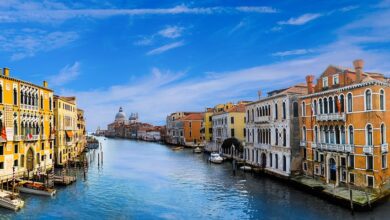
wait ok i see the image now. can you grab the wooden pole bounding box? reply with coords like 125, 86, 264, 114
98, 153, 100, 167
349, 189, 354, 214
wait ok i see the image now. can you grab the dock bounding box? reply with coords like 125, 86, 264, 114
53, 175, 76, 186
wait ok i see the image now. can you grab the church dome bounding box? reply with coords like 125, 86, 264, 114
115, 107, 127, 122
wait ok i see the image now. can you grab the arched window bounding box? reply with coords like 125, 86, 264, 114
293, 102, 298, 117
366, 124, 373, 146
329, 97, 334, 114
49, 97, 52, 110
283, 156, 287, 172
40, 95, 44, 109
275, 128, 278, 145
314, 126, 318, 143
319, 98, 323, 114
340, 94, 345, 113
313, 100, 317, 115
349, 125, 354, 144
282, 102, 286, 119
20, 91, 24, 104
275, 154, 279, 169
302, 126, 306, 141
324, 98, 328, 114
14, 120, 18, 135
301, 101, 306, 116
13, 88, 17, 105
270, 153, 273, 167
330, 126, 335, 144
335, 126, 340, 144
381, 124, 386, 145
341, 126, 346, 144
380, 89, 385, 110
365, 90, 372, 111
251, 109, 254, 122
283, 128, 286, 146
334, 96, 339, 113
347, 93, 352, 112
275, 103, 278, 119
325, 126, 329, 143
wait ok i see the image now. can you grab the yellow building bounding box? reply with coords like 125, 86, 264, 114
53, 96, 78, 166
0, 68, 54, 180
76, 108, 87, 154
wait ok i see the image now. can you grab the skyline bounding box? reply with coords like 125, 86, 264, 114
1, 0, 390, 130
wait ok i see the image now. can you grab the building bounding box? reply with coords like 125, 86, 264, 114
76, 108, 87, 154
244, 84, 307, 177
0, 68, 54, 180
53, 96, 78, 166
210, 102, 249, 157
181, 113, 204, 147
106, 107, 128, 137
299, 59, 390, 190
165, 112, 199, 145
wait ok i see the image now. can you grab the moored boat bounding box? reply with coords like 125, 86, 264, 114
16, 181, 56, 197
209, 152, 223, 164
0, 190, 24, 211
172, 146, 184, 151
193, 147, 202, 153
240, 166, 252, 171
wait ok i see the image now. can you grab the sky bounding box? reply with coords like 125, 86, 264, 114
1, 0, 390, 131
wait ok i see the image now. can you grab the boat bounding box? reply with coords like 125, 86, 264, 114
0, 190, 24, 211
16, 181, 56, 197
240, 166, 252, 171
172, 146, 184, 151
209, 153, 223, 164
193, 147, 202, 153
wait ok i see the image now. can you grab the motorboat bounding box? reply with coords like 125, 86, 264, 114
16, 181, 56, 197
240, 166, 252, 171
193, 147, 202, 153
0, 190, 24, 211
209, 153, 223, 164
172, 146, 184, 151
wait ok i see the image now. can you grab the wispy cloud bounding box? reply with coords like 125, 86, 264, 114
158, 26, 183, 39
0, 29, 78, 60
147, 41, 184, 55
278, 13, 322, 25
49, 62, 81, 86
272, 49, 314, 57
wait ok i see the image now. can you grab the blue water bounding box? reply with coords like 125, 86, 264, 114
1, 137, 389, 219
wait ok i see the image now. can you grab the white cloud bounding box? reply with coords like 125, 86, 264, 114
272, 49, 314, 57
146, 41, 184, 55
0, 29, 78, 60
278, 13, 322, 25
49, 62, 81, 86
158, 26, 183, 39
236, 6, 278, 13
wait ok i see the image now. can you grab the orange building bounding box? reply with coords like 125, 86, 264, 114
181, 113, 204, 147
299, 59, 390, 190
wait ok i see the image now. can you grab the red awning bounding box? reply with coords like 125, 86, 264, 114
65, 131, 74, 138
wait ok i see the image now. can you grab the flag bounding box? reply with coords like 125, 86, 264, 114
1, 127, 6, 141
29, 133, 33, 139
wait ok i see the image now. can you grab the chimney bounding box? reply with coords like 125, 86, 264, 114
353, 59, 364, 82
306, 75, 314, 94
43, 81, 48, 88
3, 68, 10, 77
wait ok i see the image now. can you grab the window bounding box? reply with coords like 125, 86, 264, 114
270, 153, 273, 167
275, 154, 279, 169
293, 102, 298, 117
230, 117, 234, 124
14, 159, 18, 167
36, 153, 40, 165
322, 77, 328, 88
366, 124, 373, 146
50, 154, 52, 159
14, 145, 18, 153
381, 124, 386, 145
41, 143, 45, 150
302, 126, 306, 141
13, 88, 17, 105
329, 97, 333, 114
382, 154, 388, 169
347, 93, 353, 112
314, 126, 318, 143
319, 98, 323, 114
0, 85, 2, 103
367, 155, 373, 170
315, 151, 319, 161
275, 129, 278, 145
348, 125, 354, 144
313, 100, 317, 115
365, 89, 372, 111
282, 102, 286, 119
380, 89, 385, 110
14, 120, 18, 135
324, 98, 328, 114
340, 94, 345, 113
301, 102, 306, 116
349, 155, 355, 168
274, 103, 278, 119
303, 162, 307, 171
341, 157, 346, 167
333, 74, 339, 85
0, 162, 4, 169
49, 97, 52, 110
283, 128, 286, 146
209, 116, 212, 122
283, 156, 286, 171
367, 176, 374, 188
243, 128, 246, 137
40, 95, 43, 109
303, 148, 307, 159
231, 129, 235, 137
0, 145, 3, 155
209, 128, 212, 133
41, 155, 45, 161
350, 173, 355, 184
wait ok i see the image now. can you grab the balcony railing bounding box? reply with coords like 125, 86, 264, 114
23, 135, 39, 141
254, 116, 271, 123
13, 135, 22, 141
254, 143, 271, 149
363, 145, 373, 154
317, 143, 354, 153
21, 104, 39, 111
300, 141, 307, 147
40, 134, 47, 140
316, 113, 346, 122
381, 143, 388, 153
64, 126, 73, 131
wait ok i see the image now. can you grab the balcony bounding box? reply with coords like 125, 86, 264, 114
254, 116, 271, 124
40, 134, 47, 140
363, 145, 373, 154
66, 141, 73, 147
13, 135, 22, 141
316, 113, 346, 122
381, 143, 388, 153
23, 135, 39, 141
311, 143, 317, 149
317, 143, 354, 153
254, 143, 271, 149
64, 126, 73, 131
300, 141, 307, 147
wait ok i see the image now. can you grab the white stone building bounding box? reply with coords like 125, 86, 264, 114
244, 84, 307, 177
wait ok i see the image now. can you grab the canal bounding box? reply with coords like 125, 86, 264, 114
1, 137, 389, 219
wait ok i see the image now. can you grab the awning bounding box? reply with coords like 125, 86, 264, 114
65, 131, 74, 138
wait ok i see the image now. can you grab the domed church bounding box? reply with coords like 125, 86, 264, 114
115, 107, 128, 123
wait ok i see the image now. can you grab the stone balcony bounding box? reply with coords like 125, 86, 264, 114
317, 143, 354, 153
23, 135, 39, 141
13, 135, 22, 141
363, 145, 373, 154
382, 143, 388, 153
254, 116, 271, 123
254, 143, 271, 149
316, 113, 346, 122
21, 104, 39, 111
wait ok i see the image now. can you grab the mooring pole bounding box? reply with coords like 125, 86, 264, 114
233, 159, 236, 176
98, 153, 100, 167
349, 189, 354, 214
101, 151, 103, 165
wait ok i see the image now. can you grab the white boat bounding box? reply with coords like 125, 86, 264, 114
16, 181, 56, 197
240, 166, 252, 171
0, 190, 24, 211
209, 153, 223, 164
193, 147, 202, 153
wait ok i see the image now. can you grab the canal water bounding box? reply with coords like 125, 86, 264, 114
1, 137, 389, 219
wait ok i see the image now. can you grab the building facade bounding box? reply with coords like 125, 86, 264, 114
299, 60, 390, 190
244, 84, 307, 177
165, 112, 198, 145
76, 108, 87, 154
53, 96, 78, 166
0, 68, 54, 180
181, 113, 204, 147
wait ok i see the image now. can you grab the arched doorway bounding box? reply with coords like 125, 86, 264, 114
329, 158, 336, 182
221, 138, 243, 158
261, 153, 266, 168
26, 148, 34, 171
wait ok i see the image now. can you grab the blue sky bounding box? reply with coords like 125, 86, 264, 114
1, 0, 390, 130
